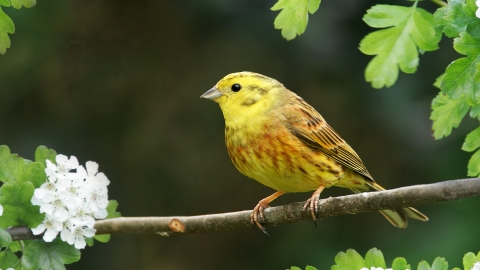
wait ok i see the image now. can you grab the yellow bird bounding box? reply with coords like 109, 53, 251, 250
201, 71, 427, 232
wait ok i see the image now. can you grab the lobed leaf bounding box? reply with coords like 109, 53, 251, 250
0, 228, 11, 248
431, 257, 448, 270
441, 33, 480, 104
462, 251, 480, 270
391, 257, 410, 270
462, 126, 480, 152
360, 5, 439, 88
22, 238, 81, 270
106, 200, 121, 219
0, 6, 14, 55
0, 181, 44, 228
10, 0, 36, 9
364, 248, 386, 269
430, 93, 470, 139
331, 249, 366, 270
434, 0, 473, 37
35, 146, 57, 167
467, 149, 480, 176
271, 0, 320, 40
0, 249, 18, 270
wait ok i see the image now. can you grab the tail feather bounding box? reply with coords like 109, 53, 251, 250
351, 181, 428, 228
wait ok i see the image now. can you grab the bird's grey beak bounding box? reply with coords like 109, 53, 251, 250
200, 87, 223, 100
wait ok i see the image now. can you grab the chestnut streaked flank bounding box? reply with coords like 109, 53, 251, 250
201, 71, 427, 233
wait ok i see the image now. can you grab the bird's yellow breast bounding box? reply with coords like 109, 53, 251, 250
225, 112, 344, 193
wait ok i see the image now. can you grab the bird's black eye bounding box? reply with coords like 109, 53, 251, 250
231, 83, 242, 92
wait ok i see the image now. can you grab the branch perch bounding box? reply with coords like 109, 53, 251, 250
8, 178, 480, 240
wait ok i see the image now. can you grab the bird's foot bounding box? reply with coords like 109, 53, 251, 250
251, 202, 271, 236
302, 193, 320, 221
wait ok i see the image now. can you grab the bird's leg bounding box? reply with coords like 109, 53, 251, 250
302, 185, 325, 221
251, 191, 284, 235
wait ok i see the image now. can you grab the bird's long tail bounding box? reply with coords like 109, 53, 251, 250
351, 182, 428, 228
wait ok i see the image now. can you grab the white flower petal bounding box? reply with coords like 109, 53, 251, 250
96, 172, 110, 186
56, 154, 68, 165
86, 161, 99, 176
31, 224, 46, 235
74, 236, 87, 249
60, 228, 71, 242
83, 227, 96, 238
43, 228, 59, 242
54, 208, 70, 222
65, 156, 79, 170
94, 207, 108, 219
40, 204, 54, 215
76, 165, 88, 180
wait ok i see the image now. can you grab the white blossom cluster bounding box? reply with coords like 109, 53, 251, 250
31, 154, 110, 249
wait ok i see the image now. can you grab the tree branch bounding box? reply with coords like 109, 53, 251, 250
8, 178, 480, 240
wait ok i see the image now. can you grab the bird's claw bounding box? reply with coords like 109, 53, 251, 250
251, 203, 271, 236
302, 194, 320, 221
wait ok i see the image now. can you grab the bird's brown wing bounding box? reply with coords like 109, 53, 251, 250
283, 94, 374, 181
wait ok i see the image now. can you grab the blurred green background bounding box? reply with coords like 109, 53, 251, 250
1, 0, 479, 269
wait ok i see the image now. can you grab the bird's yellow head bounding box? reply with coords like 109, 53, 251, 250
201, 72, 285, 125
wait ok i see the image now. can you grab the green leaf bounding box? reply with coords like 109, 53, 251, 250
0, 228, 11, 247
0, 249, 19, 269
305, 266, 317, 270
470, 104, 480, 120
0, 181, 44, 228
441, 33, 480, 104
391, 257, 410, 270
467, 149, 480, 176
106, 200, 121, 218
430, 93, 470, 139
434, 0, 474, 38
462, 126, 480, 151
10, 0, 36, 9
360, 5, 440, 88
85, 237, 94, 247
331, 249, 366, 270
418, 260, 431, 270
93, 234, 110, 243
290, 267, 302, 270
418, 257, 448, 270
0, 6, 14, 55
434, 73, 446, 89
22, 238, 81, 270
21, 162, 46, 188
271, 0, 320, 40
0, 0, 10, 7
462, 251, 480, 270
35, 146, 57, 167
8, 241, 21, 252
467, 20, 480, 38
364, 248, 386, 269
0, 145, 25, 183
431, 257, 448, 270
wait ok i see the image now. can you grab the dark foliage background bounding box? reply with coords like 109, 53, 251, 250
1, 0, 479, 269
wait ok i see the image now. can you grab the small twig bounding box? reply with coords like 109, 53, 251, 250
7, 178, 480, 240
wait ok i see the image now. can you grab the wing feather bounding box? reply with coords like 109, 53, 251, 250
283, 94, 374, 181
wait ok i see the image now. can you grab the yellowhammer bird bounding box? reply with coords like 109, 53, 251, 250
201, 71, 427, 233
